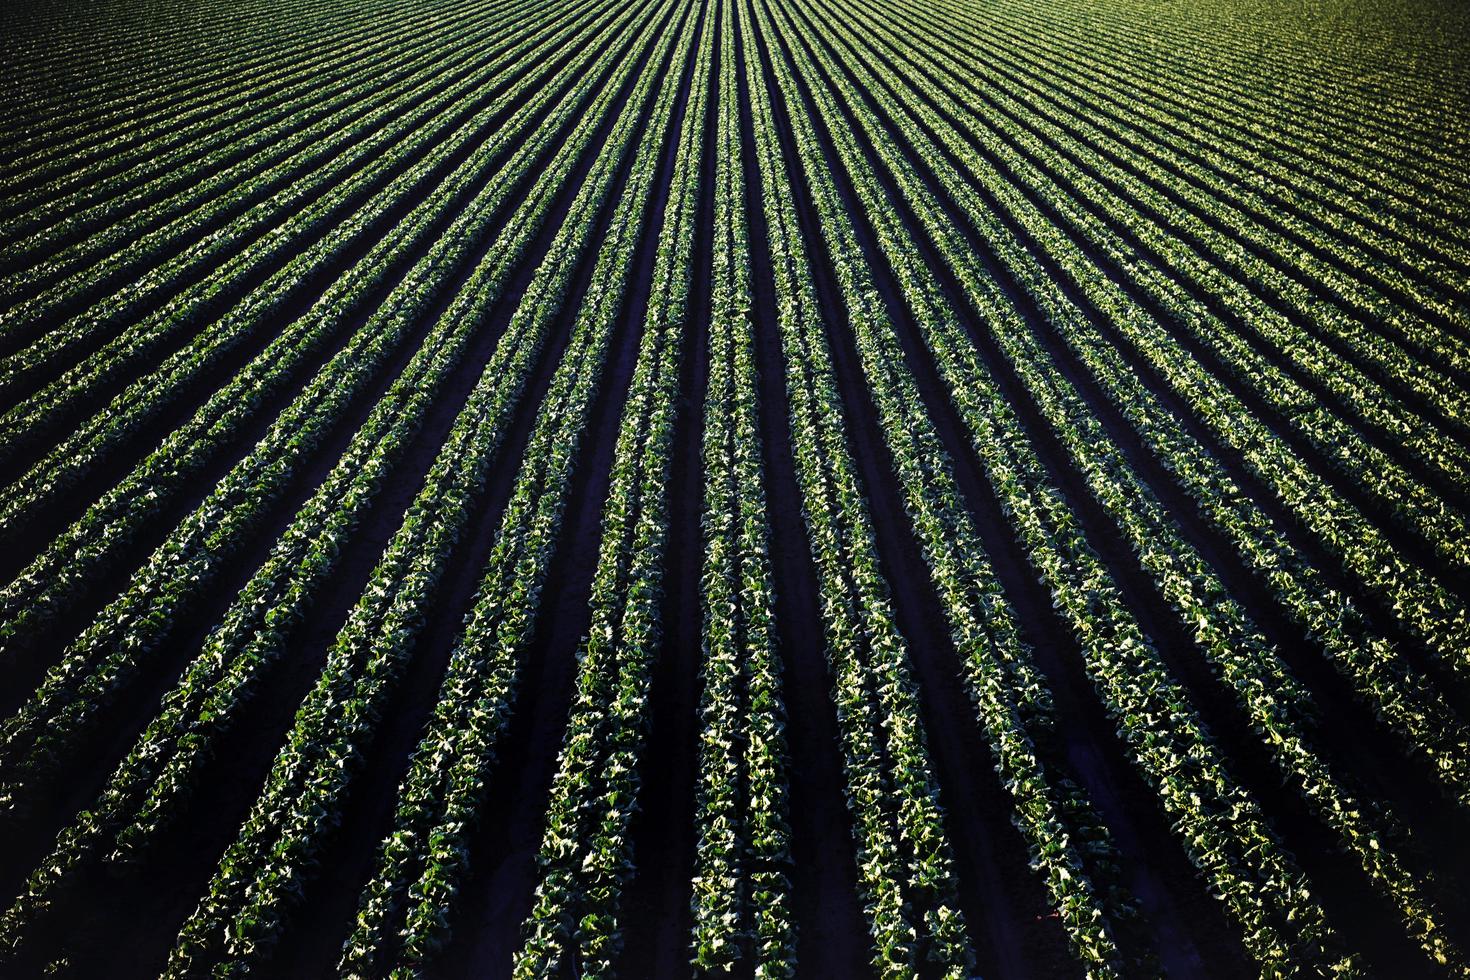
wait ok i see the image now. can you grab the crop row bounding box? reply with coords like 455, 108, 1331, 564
514, 8, 716, 972
841, 0, 1470, 690
0, 0, 418, 171
0, 0, 620, 528
0, 0, 639, 664
157, 2, 696, 973
739, 0, 981, 972
0, 0, 536, 282
1, 35, 683, 972
688, 2, 794, 972
0, 0, 663, 819
772, 0, 1465, 966
0, 0, 1464, 975
754, 0, 1370, 973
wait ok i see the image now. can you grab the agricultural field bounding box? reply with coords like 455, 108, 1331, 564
0, 0, 1467, 974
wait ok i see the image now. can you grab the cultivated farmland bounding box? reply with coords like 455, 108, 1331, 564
1, 0, 1468, 975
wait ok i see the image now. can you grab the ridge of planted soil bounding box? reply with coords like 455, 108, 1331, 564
0, 0, 656, 702
735, 5, 874, 972
750, 13, 1073, 978
771, 10, 1468, 967
0, 0, 672, 956
4, 0, 1468, 975
427, 11, 705, 973
0, 0, 593, 483
613, 16, 717, 973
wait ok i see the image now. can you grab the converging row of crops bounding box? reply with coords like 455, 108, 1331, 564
1, 0, 1467, 975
